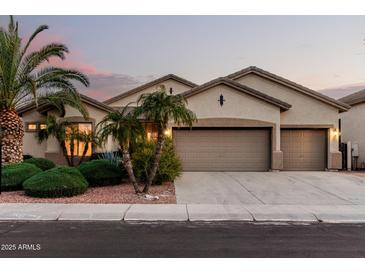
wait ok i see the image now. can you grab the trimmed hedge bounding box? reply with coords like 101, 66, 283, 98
132, 138, 182, 185
24, 157, 55, 171
23, 166, 88, 198
78, 159, 125, 187
1, 163, 42, 191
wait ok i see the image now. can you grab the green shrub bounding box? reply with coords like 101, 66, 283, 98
24, 157, 55, 171
23, 166, 88, 198
23, 154, 33, 160
1, 163, 42, 191
78, 159, 125, 187
132, 138, 182, 185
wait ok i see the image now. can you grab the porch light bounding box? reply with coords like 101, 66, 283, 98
164, 128, 172, 137
333, 128, 338, 137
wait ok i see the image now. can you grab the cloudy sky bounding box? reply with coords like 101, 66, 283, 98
2, 15, 365, 100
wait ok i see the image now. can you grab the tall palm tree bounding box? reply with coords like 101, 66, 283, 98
97, 107, 145, 193
135, 90, 197, 193
0, 16, 89, 165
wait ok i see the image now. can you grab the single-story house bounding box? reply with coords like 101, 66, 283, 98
339, 90, 365, 168
19, 66, 350, 171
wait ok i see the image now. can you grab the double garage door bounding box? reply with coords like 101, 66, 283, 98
173, 128, 271, 171
173, 128, 327, 171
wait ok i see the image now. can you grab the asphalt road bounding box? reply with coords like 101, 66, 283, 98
1, 221, 365, 257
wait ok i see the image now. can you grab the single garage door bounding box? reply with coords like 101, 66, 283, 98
173, 128, 271, 171
281, 129, 327, 171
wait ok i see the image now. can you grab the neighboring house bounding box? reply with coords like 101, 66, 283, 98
339, 90, 365, 168
20, 66, 350, 171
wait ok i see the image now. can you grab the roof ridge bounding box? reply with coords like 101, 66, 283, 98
227, 66, 350, 111
182, 76, 291, 111
103, 74, 197, 105
339, 89, 365, 106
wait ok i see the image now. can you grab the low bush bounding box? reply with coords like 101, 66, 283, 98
24, 157, 55, 171
78, 159, 125, 187
132, 138, 182, 185
23, 154, 33, 160
23, 166, 88, 198
1, 163, 42, 191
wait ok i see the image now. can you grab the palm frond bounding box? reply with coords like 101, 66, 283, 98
0, 16, 89, 112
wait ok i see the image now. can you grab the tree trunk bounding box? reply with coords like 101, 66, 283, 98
0, 109, 24, 165
60, 141, 72, 166
121, 144, 141, 194
77, 141, 90, 166
69, 138, 75, 166
143, 126, 165, 193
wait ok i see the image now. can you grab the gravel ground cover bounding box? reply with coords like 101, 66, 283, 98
0, 182, 176, 204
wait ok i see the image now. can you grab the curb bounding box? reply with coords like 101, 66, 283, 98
1, 203, 365, 224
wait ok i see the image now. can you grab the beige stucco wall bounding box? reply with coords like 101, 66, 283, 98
340, 103, 365, 165
107, 79, 193, 107
21, 110, 47, 158
182, 84, 282, 151
22, 102, 117, 162
235, 73, 341, 169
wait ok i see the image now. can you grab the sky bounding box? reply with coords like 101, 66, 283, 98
1, 15, 365, 101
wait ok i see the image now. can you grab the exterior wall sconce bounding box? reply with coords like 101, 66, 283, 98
218, 94, 225, 106
164, 128, 172, 137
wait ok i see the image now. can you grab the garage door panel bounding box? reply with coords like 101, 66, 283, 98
281, 129, 326, 171
173, 129, 270, 171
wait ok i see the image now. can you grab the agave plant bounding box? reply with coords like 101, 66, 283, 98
98, 151, 122, 168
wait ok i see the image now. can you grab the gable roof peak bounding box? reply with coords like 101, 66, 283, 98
181, 76, 291, 111
227, 66, 350, 112
103, 73, 197, 105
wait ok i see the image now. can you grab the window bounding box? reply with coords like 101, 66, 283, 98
39, 123, 47, 130
26, 122, 47, 132
26, 123, 37, 131
144, 123, 158, 141
65, 123, 92, 157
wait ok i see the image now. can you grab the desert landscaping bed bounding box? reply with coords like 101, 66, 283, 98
0, 182, 176, 204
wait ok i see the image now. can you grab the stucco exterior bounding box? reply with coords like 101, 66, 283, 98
234, 73, 341, 169
340, 103, 365, 165
22, 110, 47, 158
21, 100, 114, 164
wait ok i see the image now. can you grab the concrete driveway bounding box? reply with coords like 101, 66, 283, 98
175, 172, 365, 205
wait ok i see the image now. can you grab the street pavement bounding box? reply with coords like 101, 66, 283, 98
1, 221, 365, 257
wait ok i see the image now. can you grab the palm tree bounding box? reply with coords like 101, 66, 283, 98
37, 115, 98, 166
76, 130, 100, 166
97, 107, 145, 193
135, 90, 197, 193
0, 16, 89, 165
37, 115, 71, 166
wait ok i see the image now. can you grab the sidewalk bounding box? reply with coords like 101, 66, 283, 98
2, 203, 365, 223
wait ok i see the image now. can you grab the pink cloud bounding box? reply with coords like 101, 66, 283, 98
23, 30, 110, 76
21, 27, 154, 102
